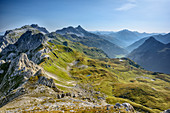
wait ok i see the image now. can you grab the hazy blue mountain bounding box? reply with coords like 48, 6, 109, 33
127, 37, 170, 74
92, 29, 158, 48
91, 31, 115, 35
56, 26, 128, 58
126, 33, 170, 52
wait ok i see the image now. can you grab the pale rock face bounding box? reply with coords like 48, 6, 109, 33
9, 53, 39, 78
0, 53, 40, 97
0, 60, 5, 66
0, 53, 59, 107
114, 103, 134, 112
0, 31, 47, 64
163, 109, 170, 113
40, 55, 50, 60
31, 48, 50, 64
122, 103, 134, 112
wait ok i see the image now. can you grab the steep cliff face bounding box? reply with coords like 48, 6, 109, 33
0, 24, 49, 52
0, 29, 57, 107
0, 53, 37, 104
0, 53, 59, 107
0, 30, 49, 64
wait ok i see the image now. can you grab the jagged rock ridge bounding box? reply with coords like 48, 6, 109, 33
56, 25, 128, 58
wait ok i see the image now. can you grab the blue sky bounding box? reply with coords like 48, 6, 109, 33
0, 0, 170, 33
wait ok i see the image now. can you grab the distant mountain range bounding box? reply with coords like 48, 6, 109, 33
127, 37, 170, 74
92, 29, 159, 48
56, 25, 128, 58
126, 33, 170, 52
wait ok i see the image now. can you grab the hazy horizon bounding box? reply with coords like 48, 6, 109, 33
0, 24, 168, 35
0, 0, 170, 33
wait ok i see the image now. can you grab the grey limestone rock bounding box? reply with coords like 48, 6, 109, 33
0, 60, 5, 66
122, 103, 135, 112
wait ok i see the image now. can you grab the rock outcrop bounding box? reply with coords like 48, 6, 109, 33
0, 24, 48, 53
0, 53, 40, 97
163, 109, 170, 113
0, 53, 59, 107
0, 30, 49, 63
114, 103, 134, 112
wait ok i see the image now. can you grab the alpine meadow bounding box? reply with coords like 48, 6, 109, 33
0, 0, 170, 113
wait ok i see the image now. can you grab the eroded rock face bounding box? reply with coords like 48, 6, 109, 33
1, 31, 46, 56
0, 53, 40, 97
14, 31, 46, 52
0, 30, 49, 64
0, 60, 5, 66
7, 53, 39, 78
0, 24, 49, 53
0, 53, 59, 107
122, 103, 134, 112
114, 103, 134, 112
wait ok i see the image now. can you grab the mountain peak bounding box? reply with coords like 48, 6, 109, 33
76, 25, 85, 31
122, 29, 129, 31
30, 24, 49, 34
142, 37, 165, 47
77, 25, 82, 28
145, 36, 158, 43
119, 29, 131, 33
31, 24, 39, 28
134, 36, 165, 52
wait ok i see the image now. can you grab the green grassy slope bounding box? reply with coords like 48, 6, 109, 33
47, 33, 108, 59
39, 35, 170, 112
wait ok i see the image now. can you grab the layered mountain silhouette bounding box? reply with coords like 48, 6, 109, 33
126, 33, 170, 52
127, 37, 170, 74
56, 25, 128, 58
0, 24, 169, 112
93, 29, 157, 47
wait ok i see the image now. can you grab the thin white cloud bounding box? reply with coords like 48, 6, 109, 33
115, 0, 136, 11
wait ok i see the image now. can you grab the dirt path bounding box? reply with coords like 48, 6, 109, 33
44, 71, 75, 89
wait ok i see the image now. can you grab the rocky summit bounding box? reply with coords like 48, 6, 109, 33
0, 24, 169, 113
